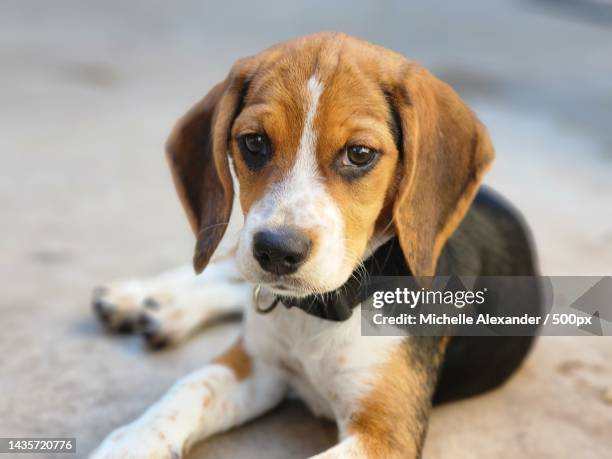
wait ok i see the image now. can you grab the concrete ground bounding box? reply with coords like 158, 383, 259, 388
1, 1, 611, 457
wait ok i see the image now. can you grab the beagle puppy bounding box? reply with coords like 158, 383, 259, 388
91, 33, 539, 458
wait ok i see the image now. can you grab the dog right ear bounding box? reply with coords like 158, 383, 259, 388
166, 59, 252, 274
389, 62, 494, 283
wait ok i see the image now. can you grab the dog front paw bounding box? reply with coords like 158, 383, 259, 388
92, 282, 148, 333
90, 423, 183, 459
136, 296, 202, 349
91, 281, 209, 349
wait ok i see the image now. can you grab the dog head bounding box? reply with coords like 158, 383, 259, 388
167, 33, 493, 296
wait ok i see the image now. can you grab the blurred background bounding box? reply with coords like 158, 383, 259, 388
1, 1, 611, 457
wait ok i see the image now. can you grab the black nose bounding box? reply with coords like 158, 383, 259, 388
252, 228, 312, 275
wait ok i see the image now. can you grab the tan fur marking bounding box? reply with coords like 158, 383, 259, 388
314, 59, 400, 267
391, 64, 494, 279
349, 338, 447, 458
212, 338, 252, 380
229, 49, 311, 214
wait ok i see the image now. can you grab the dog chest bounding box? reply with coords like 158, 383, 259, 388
244, 305, 403, 425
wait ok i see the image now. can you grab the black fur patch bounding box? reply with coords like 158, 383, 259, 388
383, 90, 404, 158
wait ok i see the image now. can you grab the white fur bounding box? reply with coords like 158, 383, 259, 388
91, 75, 403, 458
92, 261, 403, 458
245, 288, 403, 434
309, 436, 364, 458
91, 358, 286, 459
93, 257, 249, 344
237, 76, 348, 297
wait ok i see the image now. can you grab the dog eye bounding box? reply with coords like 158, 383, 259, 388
243, 134, 265, 154
335, 145, 380, 181
238, 133, 272, 170
344, 145, 377, 167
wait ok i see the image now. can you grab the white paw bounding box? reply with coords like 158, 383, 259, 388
92, 261, 247, 348
135, 294, 204, 349
92, 281, 189, 348
92, 281, 149, 333
90, 423, 182, 459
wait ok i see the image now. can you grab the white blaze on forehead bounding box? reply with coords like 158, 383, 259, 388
250, 74, 329, 222
277, 74, 328, 226
238, 74, 349, 294
293, 75, 324, 182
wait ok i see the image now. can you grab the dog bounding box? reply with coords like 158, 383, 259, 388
91, 33, 540, 458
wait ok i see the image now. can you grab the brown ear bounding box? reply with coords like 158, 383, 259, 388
166, 61, 251, 273
391, 63, 494, 280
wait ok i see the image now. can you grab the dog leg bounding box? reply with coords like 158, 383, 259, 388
136, 277, 251, 348
90, 338, 287, 459
92, 256, 250, 347
308, 434, 419, 459
309, 336, 448, 459
308, 436, 364, 458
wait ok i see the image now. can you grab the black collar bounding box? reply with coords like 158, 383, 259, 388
255, 237, 410, 321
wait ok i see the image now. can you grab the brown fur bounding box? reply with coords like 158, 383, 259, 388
350, 337, 449, 458
166, 33, 494, 457
166, 59, 253, 273
166, 32, 492, 280
390, 64, 494, 281
212, 338, 252, 381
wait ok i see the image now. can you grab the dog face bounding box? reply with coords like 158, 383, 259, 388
167, 33, 494, 296
229, 50, 402, 296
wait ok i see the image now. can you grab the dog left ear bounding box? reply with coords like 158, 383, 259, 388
391, 63, 494, 281
166, 58, 252, 274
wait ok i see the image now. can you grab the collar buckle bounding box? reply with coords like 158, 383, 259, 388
253, 285, 280, 314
